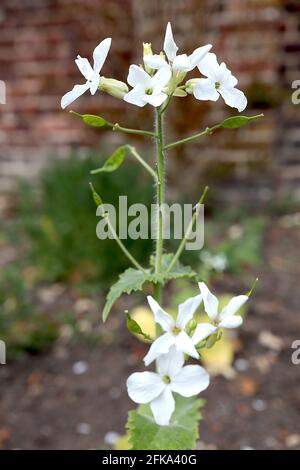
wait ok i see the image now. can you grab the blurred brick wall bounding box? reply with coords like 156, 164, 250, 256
0, 0, 299, 202
0, 0, 133, 191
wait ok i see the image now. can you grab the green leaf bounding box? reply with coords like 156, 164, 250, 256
89, 182, 102, 207
91, 146, 126, 174
127, 395, 205, 450
126, 314, 152, 341
102, 268, 156, 322
70, 111, 108, 127
221, 113, 263, 129
150, 253, 199, 282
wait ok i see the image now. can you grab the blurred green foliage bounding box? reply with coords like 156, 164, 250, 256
0, 266, 58, 358
17, 152, 153, 287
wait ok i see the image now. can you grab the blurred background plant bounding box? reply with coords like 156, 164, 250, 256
17, 153, 153, 287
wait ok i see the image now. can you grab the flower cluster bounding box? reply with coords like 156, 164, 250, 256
127, 282, 248, 426
61, 22, 247, 112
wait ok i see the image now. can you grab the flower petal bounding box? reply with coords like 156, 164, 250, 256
123, 86, 146, 107
171, 365, 210, 396
175, 331, 199, 359
127, 371, 165, 404
220, 295, 248, 320
127, 64, 151, 88
219, 315, 243, 329
219, 86, 247, 112
61, 82, 90, 109
188, 44, 212, 70
198, 282, 219, 321
93, 37, 111, 74
156, 346, 184, 378
147, 296, 174, 332
192, 323, 218, 345
89, 73, 100, 95
146, 92, 168, 107
143, 332, 175, 366
172, 54, 190, 71
150, 386, 175, 426
163, 22, 178, 62
75, 56, 94, 81
193, 78, 219, 102
197, 52, 220, 79
219, 62, 238, 87
144, 55, 168, 70
176, 294, 203, 329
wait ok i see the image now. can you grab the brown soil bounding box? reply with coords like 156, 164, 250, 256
0, 218, 300, 450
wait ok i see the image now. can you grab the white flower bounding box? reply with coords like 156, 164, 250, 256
61, 38, 111, 109
127, 347, 209, 426
144, 22, 212, 74
123, 65, 171, 107
187, 52, 247, 112
143, 294, 202, 365
192, 282, 248, 345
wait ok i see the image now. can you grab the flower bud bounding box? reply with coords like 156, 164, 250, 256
186, 318, 198, 336
143, 43, 153, 74
99, 77, 129, 100
185, 79, 199, 95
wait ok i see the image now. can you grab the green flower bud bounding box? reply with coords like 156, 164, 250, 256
185, 79, 200, 95
173, 87, 187, 97
99, 77, 129, 100
186, 318, 197, 335
143, 43, 153, 74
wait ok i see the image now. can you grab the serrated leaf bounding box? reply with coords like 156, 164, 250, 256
127, 395, 204, 450
70, 111, 108, 127
102, 268, 156, 322
91, 146, 126, 174
221, 114, 263, 129
126, 314, 152, 341
154, 253, 199, 282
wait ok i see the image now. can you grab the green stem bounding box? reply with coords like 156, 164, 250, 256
164, 114, 264, 150
164, 125, 219, 151
166, 186, 209, 273
127, 146, 158, 181
112, 123, 156, 138
155, 107, 165, 276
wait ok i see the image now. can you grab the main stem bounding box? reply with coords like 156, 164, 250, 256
154, 107, 166, 308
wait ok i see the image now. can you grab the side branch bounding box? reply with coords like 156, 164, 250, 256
163, 114, 264, 150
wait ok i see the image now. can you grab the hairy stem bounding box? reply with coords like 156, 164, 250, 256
127, 146, 158, 181
155, 108, 165, 276
112, 123, 156, 137
153, 107, 166, 319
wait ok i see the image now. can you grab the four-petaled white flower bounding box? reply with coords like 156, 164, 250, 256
61, 38, 111, 109
144, 22, 212, 74
187, 52, 247, 112
192, 282, 248, 345
127, 347, 209, 426
124, 65, 171, 107
143, 294, 202, 365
